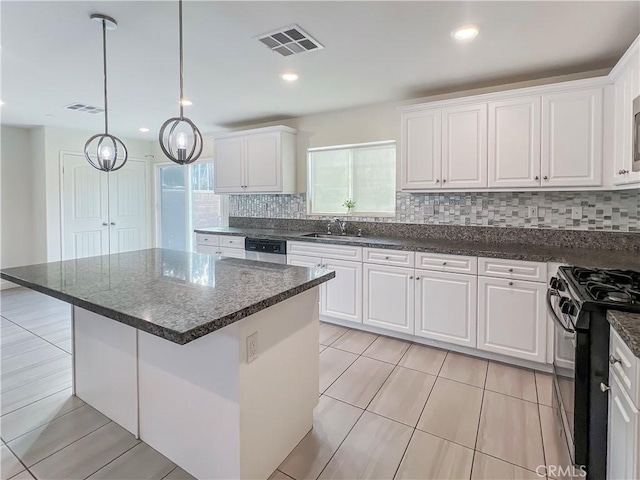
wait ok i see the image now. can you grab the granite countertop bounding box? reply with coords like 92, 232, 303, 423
195, 227, 640, 270
608, 310, 640, 358
0, 248, 335, 345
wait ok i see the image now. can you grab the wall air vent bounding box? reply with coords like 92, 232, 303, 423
257, 24, 324, 57
64, 103, 104, 114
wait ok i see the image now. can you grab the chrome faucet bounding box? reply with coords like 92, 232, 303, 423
333, 217, 347, 236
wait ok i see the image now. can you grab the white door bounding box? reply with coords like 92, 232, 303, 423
400, 109, 442, 189
109, 160, 147, 254
607, 372, 639, 480
442, 103, 488, 189
363, 264, 414, 334
245, 133, 281, 193
213, 137, 244, 193
541, 88, 603, 187
488, 96, 541, 187
62, 153, 109, 260
478, 277, 546, 363
415, 270, 477, 348
321, 258, 362, 324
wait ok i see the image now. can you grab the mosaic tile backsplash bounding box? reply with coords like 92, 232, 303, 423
229, 191, 640, 232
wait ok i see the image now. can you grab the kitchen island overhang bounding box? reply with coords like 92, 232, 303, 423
1, 249, 335, 480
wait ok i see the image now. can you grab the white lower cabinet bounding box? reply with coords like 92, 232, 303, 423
607, 370, 639, 480
477, 277, 547, 363
414, 270, 477, 348
288, 254, 362, 324
363, 264, 414, 334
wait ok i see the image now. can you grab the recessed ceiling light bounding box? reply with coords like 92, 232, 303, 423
180, 98, 193, 106
139, 127, 150, 132
280, 72, 299, 82
452, 25, 479, 41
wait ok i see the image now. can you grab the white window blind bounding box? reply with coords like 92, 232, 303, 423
308, 141, 396, 215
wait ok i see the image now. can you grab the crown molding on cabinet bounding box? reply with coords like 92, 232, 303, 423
210, 125, 297, 139
608, 34, 640, 82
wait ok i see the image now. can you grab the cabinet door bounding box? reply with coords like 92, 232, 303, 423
219, 247, 246, 259
287, 254, 321, 269
442, 103, 488, 189
614, 54, 640, 185
478, 277, 546, 363
400, 109, 442, 189
363, 264, 414, 334
321, 258, 362, 324
607, 372, 639, 480
541, 88, 603, 187
488, 97, 541, 187
415, 270, 477, 348
213, 137, 245, 193
244, 133, 281, 193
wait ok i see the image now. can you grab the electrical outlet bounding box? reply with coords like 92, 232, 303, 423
571, 206, 583, 220
527, 206, 538, 218
247, 332, 258, 363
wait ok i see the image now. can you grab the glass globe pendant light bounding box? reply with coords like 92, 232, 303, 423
84, 14, 128, 172
159, 0, 203, 165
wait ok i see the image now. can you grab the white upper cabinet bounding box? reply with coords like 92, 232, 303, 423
488, 96, 541, 187
612, 37, 640, 186
442, 103, 488, 189
541, 87, 603, 187
400, 109, 442, 189
213, 125, 297, 194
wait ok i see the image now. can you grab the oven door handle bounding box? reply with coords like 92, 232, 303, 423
546, 289, 575, 334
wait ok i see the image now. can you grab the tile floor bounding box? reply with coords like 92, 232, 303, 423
1, 287, 566, 480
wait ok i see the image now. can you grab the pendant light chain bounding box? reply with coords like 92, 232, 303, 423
102, 19, 109, 134
179, 0, 184, 120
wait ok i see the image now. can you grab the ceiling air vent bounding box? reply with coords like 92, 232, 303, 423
257, 24, 324, 57
64, 103, 104, 114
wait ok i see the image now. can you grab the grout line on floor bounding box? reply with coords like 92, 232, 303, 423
1, 384, 73, 419
161, 466, 179, 480
3, 437, 32, 477
1, 316, 71, 357
81, 437, 142, 480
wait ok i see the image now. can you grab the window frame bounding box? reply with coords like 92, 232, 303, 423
306, 140, 397, 217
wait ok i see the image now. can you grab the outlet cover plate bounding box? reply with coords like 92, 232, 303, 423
247, 332, 258, 363
571, 207, 583, 220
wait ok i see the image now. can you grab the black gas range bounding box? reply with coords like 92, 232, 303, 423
548, 266, 640, 479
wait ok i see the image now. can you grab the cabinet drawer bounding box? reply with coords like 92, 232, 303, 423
287, 241, 362, 261
479, 257, 547, 282
415, 252, 477, 274
195, 234, 220, 246
363, 248, 414, 267
219, 247, 246, 259
220, 236, 245, 249
610, 327, 640, 405
196, 245, 221, 255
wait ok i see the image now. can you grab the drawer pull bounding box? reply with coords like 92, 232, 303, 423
609, 355, 621, 365
508, 268, 514, 272
508, 281, 514, 286
600, 383, 610, 393
443, 262, 447, 265
385, 256, 390, 260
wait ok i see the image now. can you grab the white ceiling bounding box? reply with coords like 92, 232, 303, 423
2, 1, 638, 139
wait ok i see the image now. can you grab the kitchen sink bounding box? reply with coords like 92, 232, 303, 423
302, 233, 364, 240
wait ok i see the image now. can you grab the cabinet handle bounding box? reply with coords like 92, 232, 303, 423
442, 262, 447, 265
600, 383, 610, 393
435, 179, 440, 183
508, 268, 514, 272
385, 256, 390, 260
543, 176, 548, 180
416, 277, 420, 280
508, 281, 514, 286
535, 176, 539, 180
609, 355, 621, 365
102, 222, 108, 226
110, 222, 115, 226
619, 169, 629, 175
442, 179, 447, 183
409, 276, 414, 280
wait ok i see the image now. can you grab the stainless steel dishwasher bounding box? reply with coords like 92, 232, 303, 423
244, 238, 287, 264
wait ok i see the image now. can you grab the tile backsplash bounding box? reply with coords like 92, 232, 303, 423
229, 190, 640, 232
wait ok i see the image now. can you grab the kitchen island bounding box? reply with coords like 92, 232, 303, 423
0, 248, 334, 480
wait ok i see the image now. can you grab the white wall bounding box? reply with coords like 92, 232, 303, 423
1, 126, 40, 287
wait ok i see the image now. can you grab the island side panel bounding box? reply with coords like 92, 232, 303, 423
238, 286, 320, 480
73, 306, 138, 436
137, 325, 242, 480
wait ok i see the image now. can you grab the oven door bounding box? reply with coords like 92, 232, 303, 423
547, 289, 577, 464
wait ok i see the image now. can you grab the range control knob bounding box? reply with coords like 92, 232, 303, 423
550, 277, 565, 291
560, 299, 576, 316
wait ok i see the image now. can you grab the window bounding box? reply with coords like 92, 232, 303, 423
157, 160, 228, 252
308, 141, 396, 215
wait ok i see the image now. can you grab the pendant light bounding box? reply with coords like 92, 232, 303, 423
84, 14, 128, 172
159, 0, 203, 165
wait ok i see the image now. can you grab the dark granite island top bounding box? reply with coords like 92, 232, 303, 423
0, 248, 335, 345
608, 310, 640, 358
